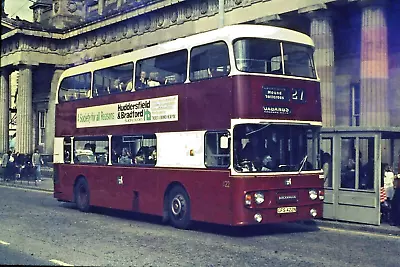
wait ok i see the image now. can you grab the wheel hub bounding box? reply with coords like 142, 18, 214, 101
171, 195, 185, 216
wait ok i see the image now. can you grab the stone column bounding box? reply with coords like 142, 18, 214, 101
15, 65, 33, 154
359, 0, 389, 126
45, 69, 64, 155
388, 3, 400, 126
306, 7, 336, 127
98, 0, 104, 15
0, 69, 10, 154
117, 0, 124, 9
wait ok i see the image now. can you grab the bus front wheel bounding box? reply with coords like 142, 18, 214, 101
74, 178, 91, 212
168, 186, 191, 229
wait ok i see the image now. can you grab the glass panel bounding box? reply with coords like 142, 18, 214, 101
205, 131, 230, 168
359, 137, 375, 190
74, 137, 109, 164
58, 73, 91, 102
93, 62, 134, 96
340, 138, 356, 189
282, 43, 316, 78
190, 42, 230, 81
64, 137, 71, 163
321, 138, 333, 188
233, 38, 317, 79
111, 135, 157, 166
135, 50, 187, 90
233, 124, 320, 173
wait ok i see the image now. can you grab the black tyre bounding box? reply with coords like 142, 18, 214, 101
168, 186, 191, 229
74, 178, 91, 212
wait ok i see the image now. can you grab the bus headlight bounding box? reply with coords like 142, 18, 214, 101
254, 213, 263, 223
254, 192, 265, 205
309, 189, 318, 200
310, 209, 317, 217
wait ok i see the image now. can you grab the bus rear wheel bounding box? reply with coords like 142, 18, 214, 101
168, 186, 191, 229
74, 178, 91, 212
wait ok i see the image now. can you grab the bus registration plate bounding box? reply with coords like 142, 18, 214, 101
277, 207, 297, 214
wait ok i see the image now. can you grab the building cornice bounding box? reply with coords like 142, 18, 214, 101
1, 0, 339, 68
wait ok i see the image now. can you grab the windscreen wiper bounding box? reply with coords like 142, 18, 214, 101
298, 155, 308, 173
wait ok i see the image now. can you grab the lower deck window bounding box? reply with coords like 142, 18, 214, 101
111, 135, 157, 166
205, 131, 230, 168
73, 137, 109, 164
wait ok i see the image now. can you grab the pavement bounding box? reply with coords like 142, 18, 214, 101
0, 168, 399, 236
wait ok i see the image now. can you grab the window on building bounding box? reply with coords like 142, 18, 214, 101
93, 62, 134, 96
111, 135, 157, 166
204, 131, 230, 168
350, 83, 360, 126
190, 41, 230, 81
73, 136, 109, 165
135, 50, 188, 90
38, 111, 46, 146
58, 72, 91, 102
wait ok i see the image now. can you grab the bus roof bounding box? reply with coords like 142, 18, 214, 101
59, 24, 314, 79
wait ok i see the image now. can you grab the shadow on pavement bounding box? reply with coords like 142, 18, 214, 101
57, 203, 319, 236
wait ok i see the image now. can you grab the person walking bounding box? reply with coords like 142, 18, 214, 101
1, 150, 11, 181
32, 148, 44, 183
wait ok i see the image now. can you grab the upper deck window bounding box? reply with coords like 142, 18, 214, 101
189, 41, 230, 81
135, 50, 187, 90
58, 73, 91, 102
233, 38, 317, 79
93, 62, 134, 96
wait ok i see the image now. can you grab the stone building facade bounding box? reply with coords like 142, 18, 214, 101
1, 0, 399, 156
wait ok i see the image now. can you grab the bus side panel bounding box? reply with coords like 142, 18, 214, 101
185, 78, 233, 130
55, 166, 234, 225
157, 169, 232, 225
230, 174, 324, 225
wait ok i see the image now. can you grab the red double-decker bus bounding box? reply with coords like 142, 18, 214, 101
53, 24, 324, 229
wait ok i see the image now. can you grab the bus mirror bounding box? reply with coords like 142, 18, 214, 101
220, 136, 229, 149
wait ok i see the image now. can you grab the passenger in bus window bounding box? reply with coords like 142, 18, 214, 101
148, 72, 161, 87
111, 78, 124, 92
118, 148, 132, 165
126, 79, 134, 91
136, 71, 148, 89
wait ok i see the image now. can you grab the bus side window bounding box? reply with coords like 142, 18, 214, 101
93, 62, 134, 97
189, 41, 230, 81
58, 73, 91, 102
111, 135, 157, 166
205, 131, 230, 168
73, 137, 109, 165
135, 50, 188, 91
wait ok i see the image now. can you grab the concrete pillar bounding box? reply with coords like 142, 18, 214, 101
15, 65, 33, 154
308, 9, 336, 127
388, 3, 400, 126
359, 0, 389, 126
45, 69, 64, 155
0, 69, 10, 154
98, 0, 104, 15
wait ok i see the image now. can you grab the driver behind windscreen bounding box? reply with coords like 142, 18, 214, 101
241, 137, 264, 170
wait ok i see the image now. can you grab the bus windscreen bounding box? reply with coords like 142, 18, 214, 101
233, 38, 317, 79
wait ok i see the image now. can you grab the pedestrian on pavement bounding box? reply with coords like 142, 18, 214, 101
392, 173, 400, 226
32, 148, 44, 183
1, 150, 12, 181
